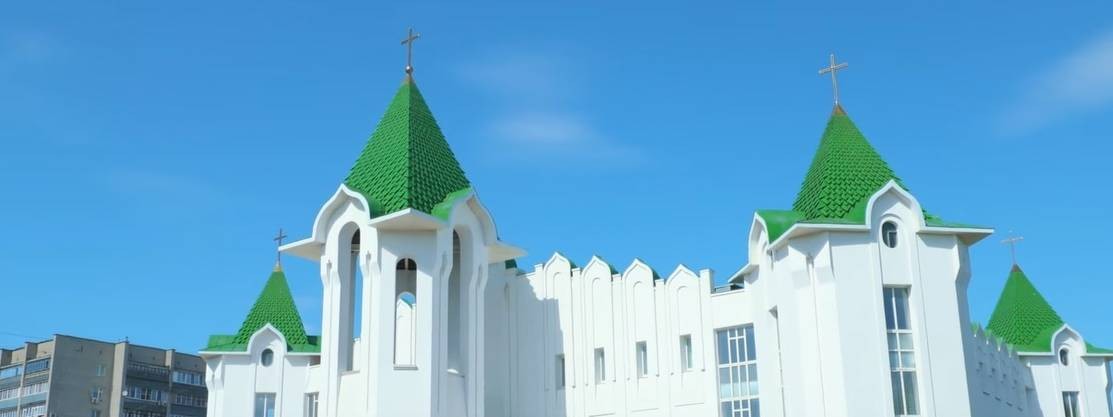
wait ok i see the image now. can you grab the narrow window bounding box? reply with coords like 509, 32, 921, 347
448, 231, 465, 372
254, 393, 276, 417
882, 221, 899, 248
304, 393, 319, 417
95, 364, 105, 377
261, 349, 274, 367
1063, 391, 1081, 417
884, 287, 919, 416
395, 259, 418, 367
715, 326, 759, 417
1059, 347, 1070, 366
555, 355, 566, 389
594, 348, 606, 384
636, 341, 649, 377
680, 335, 694, 371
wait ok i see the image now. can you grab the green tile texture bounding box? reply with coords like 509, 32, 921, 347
205, 266, 320, 353
987, 265, 1109, 353
792, 105, 909, 221
755, 106, 976, 242
344, 76, 472, 219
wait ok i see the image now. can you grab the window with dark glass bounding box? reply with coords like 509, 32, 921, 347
882, 221, 899, 248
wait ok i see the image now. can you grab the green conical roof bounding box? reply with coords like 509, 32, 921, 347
204, 265, 319, 353
987, 265, 1065, 352
792, 106, 907, 220
755, 106, 973, 242
344, 76, 472, 219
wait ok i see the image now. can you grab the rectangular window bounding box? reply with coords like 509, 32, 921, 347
90, 387, 103, 404
0, 387, 17, 400
23, 359, 49, 375
0, 366, 21, 380
594, 348, 606, 384
1063, 391, 1081, 417
555, 355, 566, 389
124, 386, 164, 403
680, 335, 694, 371
884, 287, 919, 416
636, 341, 649, 377
0, 408, 13, 417
91, 410, 101, 417
255, 393, 276, 417
716, 326, 759, 417
19, 403, 45, 417
304, 393, 319, 417
172, 370, 204, 386
95, 364, 106, 377
21, 382, 48, 396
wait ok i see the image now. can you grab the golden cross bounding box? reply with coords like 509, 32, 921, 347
818, 53, 849, 106
401, 27, 422, 75
1001, 232, 1024, 265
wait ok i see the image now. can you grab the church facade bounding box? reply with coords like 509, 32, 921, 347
199, 67, 1112, 417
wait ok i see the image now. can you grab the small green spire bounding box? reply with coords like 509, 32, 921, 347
205, 268, 319, 353
986, 265, 1064, 352
233, 269, 310, 348
792, 107, 907, 221
344, 77, 471, 218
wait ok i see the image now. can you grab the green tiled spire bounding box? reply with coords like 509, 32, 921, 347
205, 265, 319, 353
792, 105, 907, 221
755, 106, 975, 242
344, 76, 472, 218
986, 265, 1063, 352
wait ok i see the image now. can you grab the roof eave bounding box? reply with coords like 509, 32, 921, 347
368, 208, 444, 231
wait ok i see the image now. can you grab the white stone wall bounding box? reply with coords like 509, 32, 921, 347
1026, 327, 1112, 417
486, 254, 722, 417
967, 327, 1039, 417
203, 326, 315, 417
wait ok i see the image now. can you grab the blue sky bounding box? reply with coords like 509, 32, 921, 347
1, 2, 1111, 353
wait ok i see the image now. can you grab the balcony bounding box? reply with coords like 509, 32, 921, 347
126, 362, 169, 382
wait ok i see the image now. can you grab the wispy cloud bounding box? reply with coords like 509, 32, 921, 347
999, 29, 1113, 135
458, 50, 644, 162
489, 111, 644, 161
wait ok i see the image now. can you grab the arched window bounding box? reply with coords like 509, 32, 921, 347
882, 221, 899, 248
261, 349, 274, 367
395, 259, 418, 367
1059, 347, 1070, 366
339, 227, 364, 372
448, 231, 464, 372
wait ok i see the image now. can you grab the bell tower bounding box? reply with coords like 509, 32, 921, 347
280, 39, 523, 416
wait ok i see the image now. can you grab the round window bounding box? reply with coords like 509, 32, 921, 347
882, 221, 899, 248
1059, 347, 1070, 366
261, 348, 274, 367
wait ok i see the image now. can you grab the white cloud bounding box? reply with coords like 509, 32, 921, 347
1000, 29, 1113, 135
459, 50, 644, 162
489, 111, 643, 160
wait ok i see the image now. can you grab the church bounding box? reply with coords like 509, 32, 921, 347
197, 38, 1112, 417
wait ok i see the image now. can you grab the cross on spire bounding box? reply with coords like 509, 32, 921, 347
1001, 232, 1024, 265
401, 27, 422, 75
273, 228, 288, 270
818, 53, 849, 106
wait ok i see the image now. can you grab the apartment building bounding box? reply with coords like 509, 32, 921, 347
0, 335, 206, 417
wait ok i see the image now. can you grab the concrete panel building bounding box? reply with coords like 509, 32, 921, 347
0, 335, 207, 417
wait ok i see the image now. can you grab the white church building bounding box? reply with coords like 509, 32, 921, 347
198, 53, 1113, 417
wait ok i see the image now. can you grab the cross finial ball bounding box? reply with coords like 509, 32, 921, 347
401, 27, 422, 75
